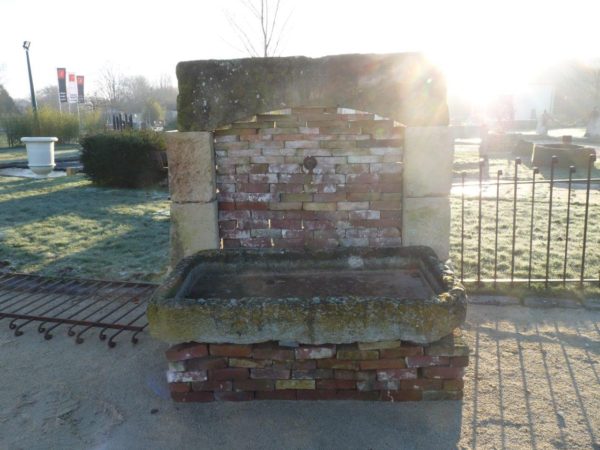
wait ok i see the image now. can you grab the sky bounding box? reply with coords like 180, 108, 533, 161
1, 0, 600, 102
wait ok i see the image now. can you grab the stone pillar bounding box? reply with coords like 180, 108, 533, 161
166, 132, 219, 267
402, 127, 453, 260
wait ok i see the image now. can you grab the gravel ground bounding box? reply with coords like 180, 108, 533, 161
0, 304, 598, 450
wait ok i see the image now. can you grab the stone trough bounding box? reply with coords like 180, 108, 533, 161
149, 53, 468, 402
148, 246, 466, 346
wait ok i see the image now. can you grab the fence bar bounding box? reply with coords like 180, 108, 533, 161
528, 167, 539, 288
510, 158, 521, 284
460, 171, 466, 282
545, 156, 558, 289
493, 169, 503, 287
562, 166, 576, 286
477, 160, 484, 286
580, 153, 597, 286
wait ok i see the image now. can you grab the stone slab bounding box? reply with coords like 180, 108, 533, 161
176, 53, 449, 131
402, 197, 450, 260
149, 246, 467, 345
523, 297, 582, 309
404, 127, 453, 198
467, 295, 521, 306
170, 201, 219, 267
166, 132, 216, 203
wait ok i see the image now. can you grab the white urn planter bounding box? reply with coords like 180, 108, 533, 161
21, 137, 58, 176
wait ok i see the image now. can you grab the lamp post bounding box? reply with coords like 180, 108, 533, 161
22, 41, 37, 112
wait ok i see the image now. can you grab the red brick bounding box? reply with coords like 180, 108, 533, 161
376, 369, 418, 381
219, 202, 236, 211
209, 344, 253, 357
185, 357, 228, 371
250, 368, 291, 379
297, 390, 337, 400
345, 173, 380, 184
233, 380, 275, 391
291, 369, 333, 380
239, 183, 270, 193
252, 343, 295, 360
356, 380, 399, 391
249, 163, 269, 174
380, 346, 424, 358
214, 391, 255, 401
222, 239, 241, 248
400, 379, 443, 391
191, 381, 233, 391
405, 356, 450, 368
317, 359, 359, 370
292, 360, 317, 370
235, 202, 269, 211
450, 356, 470, 367
335, 390, 380, 401
270, 219, 303, 229
171, 391, 214, 403
422, 367, 465, 380
256, 390, 297, 400
316, 379, 356, 390
295, 345, 336, 360
209, 368, 249, 381
168, 382, 190, 393
359, 359, 406, 370
380, 390, 422, 402
443, 380, 465, 391
334, 370, 376, 381
165, 342, 208, 362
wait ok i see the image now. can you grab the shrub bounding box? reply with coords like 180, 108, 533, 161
80, 131, 166, 188
0, 107, 79, 146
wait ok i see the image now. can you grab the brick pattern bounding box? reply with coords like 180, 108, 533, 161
214, 107, 404, 249
165, 329, 468, 402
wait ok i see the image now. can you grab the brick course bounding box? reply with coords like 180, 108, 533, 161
165, 329, 468, 402
214, 107, 404, 249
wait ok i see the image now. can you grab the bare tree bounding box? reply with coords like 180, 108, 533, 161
225, 0, 293, 57
96, 65, 127, 110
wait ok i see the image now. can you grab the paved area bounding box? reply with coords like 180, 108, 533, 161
0, 304, 598, 449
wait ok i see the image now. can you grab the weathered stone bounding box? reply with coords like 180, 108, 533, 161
169, 201, 219, 267
176, 53, 448, 132
166, 132, 216, 203
425, 330, 469, 357
403, 127, 453, 198
148, 246, 467, 345
402, 197, 450, 259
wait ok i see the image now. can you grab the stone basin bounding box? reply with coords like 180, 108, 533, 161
532, 143, 595, 169
147, 246, 466, 345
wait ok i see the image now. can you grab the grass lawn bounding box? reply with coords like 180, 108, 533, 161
0, 174, 170, 282
451, 143, 600, 298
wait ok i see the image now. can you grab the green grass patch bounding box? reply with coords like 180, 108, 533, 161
0, 174, 170, 282
451, 144, 600, 298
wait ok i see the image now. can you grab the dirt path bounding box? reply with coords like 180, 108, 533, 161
0, 304, 598, 449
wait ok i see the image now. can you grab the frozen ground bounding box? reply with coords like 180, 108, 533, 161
0, 304, 598, 450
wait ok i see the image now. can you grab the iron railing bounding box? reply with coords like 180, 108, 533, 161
454, 153, 599, 288
0, 272, 157, 347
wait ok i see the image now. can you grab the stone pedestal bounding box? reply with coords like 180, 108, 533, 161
166, 132, 219, 266
402, 127, 453, 259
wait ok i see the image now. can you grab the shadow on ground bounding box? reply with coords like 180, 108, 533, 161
0, 304, 598, 449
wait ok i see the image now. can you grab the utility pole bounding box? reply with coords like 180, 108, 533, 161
23, 41, 40, 134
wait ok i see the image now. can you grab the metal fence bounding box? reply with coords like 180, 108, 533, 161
453, 153, 599, 288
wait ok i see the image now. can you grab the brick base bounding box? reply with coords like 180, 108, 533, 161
164, 330, 468, 402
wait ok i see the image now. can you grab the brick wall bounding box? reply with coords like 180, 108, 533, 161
215, 107, 404, 249
165, 329, 468, 402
